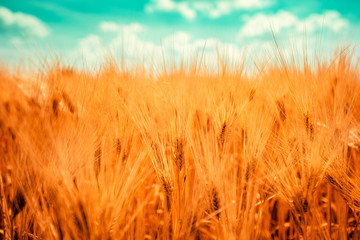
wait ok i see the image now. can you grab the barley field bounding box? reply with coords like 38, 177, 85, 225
0, 48, 360, 239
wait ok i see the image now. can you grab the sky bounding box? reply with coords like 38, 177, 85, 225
0, 0, 359, 70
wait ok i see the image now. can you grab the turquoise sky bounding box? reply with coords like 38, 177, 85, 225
0, 0, 359, 69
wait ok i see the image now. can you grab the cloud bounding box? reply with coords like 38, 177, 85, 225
193, 0, 272, 19
162, 31, 192, 53
73, 12, 355, 71
72, 22, 162, 67
0, 6, 50, 37
73, 21, 249, 72
145, 0, 272, 20
236, 10, 354, 70
99, 22, 144, 33
76, 34, 103, 64
239, 11, 297, 37
145, 0, 196, 20
99, 22, 159, 58
10, 37, 24, 47
296, 11, 349, 33
238, 10, 350, 38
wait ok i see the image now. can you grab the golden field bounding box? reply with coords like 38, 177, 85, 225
0, 49, 360, 239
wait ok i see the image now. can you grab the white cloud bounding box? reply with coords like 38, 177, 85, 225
162, 31, 192, 53
99, 22, 144, 33
192, 38, 219, 49
72, 12, 355, 72
72, 22, 248, 71
192, 2, 232, 19
72, 22, 162, 68
296, 11, 349, 33
81, 21, 161, 66
239, 11, 297, 37
145, 0, 272, 20
103, 23, 160, 59
10, 37, 24, 47
238, 10, 350, 38
145, 0, 196, 20
99, 22, 120, 32
236, 10, 353, 70
0, 6, 50, 37
193, 0, 272, 18
75, 34, 103, 64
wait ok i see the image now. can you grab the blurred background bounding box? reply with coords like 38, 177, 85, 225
0, 0, 359, 70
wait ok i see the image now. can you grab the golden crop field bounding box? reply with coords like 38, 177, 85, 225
0, 48, 360, 239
